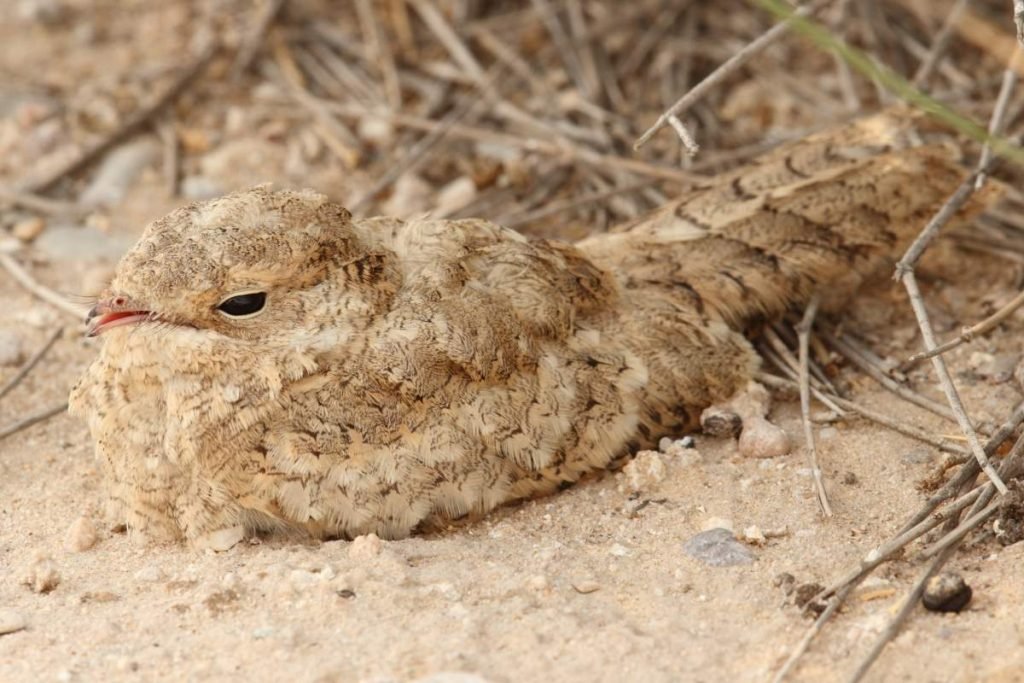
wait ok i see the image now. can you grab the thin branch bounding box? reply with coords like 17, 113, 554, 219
911, 0, 971, 87
0, 253, 88, 320
230, 0, 285, 80
0, 327, 63, 402
0, 402, 67, 442
1016, 0, 1024, 46
797, 295, 832, 517
845, 545, 960, 683
634, 0, 832, 150
771, 583, 858, 683
900, 272, 1008, 494
823, 331, 956, 422
908, 287, 1024, 363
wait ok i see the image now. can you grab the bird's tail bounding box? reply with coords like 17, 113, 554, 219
577, 108, 1001, 330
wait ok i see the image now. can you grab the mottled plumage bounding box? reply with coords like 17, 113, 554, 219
70, 109, 996, 548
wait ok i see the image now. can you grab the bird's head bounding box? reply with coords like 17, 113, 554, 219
87, 185, 391, 346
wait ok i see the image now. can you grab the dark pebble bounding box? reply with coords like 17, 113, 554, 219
922, 572, 972, 613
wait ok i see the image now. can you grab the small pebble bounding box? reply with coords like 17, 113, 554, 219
619, 450, 666, 493
252, 626, 274, 639
817, 426, 838, 442
0, 329, 24, 366
793, 582, 827, 614
683, 528, 756, 567
195, 525, 244, 552
975, 353, 1019, 384
0, 609, 26, 636
700, 406, 743, 438
79, 138, 160, 207
738, 416, 792, 458
357, 116, 395, 147
608, 543, 630, 557
23, 556, 60, 593
740, 525, 766, 545
382, 173, 432, 218
134, 565, 164, 583
901, 448, 934, 466
412, 673, 493, 683
922, 572, 972, 613
434, 176, 477, 217
181, 175, 224, 201
64, 516, 98, 552
12, 216, 45, 242
348, 532, 383, 560
658, 435, 694, 452
526, 575, 548, 591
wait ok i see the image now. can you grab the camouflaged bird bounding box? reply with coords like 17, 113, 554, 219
70, 109, 997, 549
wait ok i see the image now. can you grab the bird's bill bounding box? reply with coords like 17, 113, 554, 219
85, 305, 152, 337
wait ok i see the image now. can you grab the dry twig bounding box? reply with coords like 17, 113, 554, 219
0, 327, 63, 403
633, 0, 832, 150
0, 402, 67, 442
0, 253, 87, 320
908, 287, 1024, 363
230, 0, 285, 80
796, 295, 832, 517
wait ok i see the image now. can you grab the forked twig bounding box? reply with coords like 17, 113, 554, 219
908, 287, 1024, 363
900, 272, 1008, 494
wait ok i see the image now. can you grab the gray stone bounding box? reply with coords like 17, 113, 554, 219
0, 329, 24, 366
682, 528, 756, 567
34, 225, 134, 263
79, 138, 160, 207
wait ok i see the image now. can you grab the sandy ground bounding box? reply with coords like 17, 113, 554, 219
4, 2, 1024, 682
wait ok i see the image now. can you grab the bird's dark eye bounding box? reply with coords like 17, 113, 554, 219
216, 292, 267, 317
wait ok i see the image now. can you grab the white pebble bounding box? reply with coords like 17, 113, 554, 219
701, 516, 735, 533
194, 525, 244, 552
12, 216, 45, 242
134, 565, 164, 583
64, 516, 98, 552
608, 543, 630, 557
526, 575, 548, 591
0, 329, 23, 366
0, 609, 26, 635
23, 556, 60, 594
412, 674, 493, 683
348, 533, 383, 561
738, 416, 792, 458
434, 176, 477, 217
620, 450, 667, 493
740, 525, 766, 545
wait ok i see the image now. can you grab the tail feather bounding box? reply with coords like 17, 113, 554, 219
578, 108, 1000, 330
